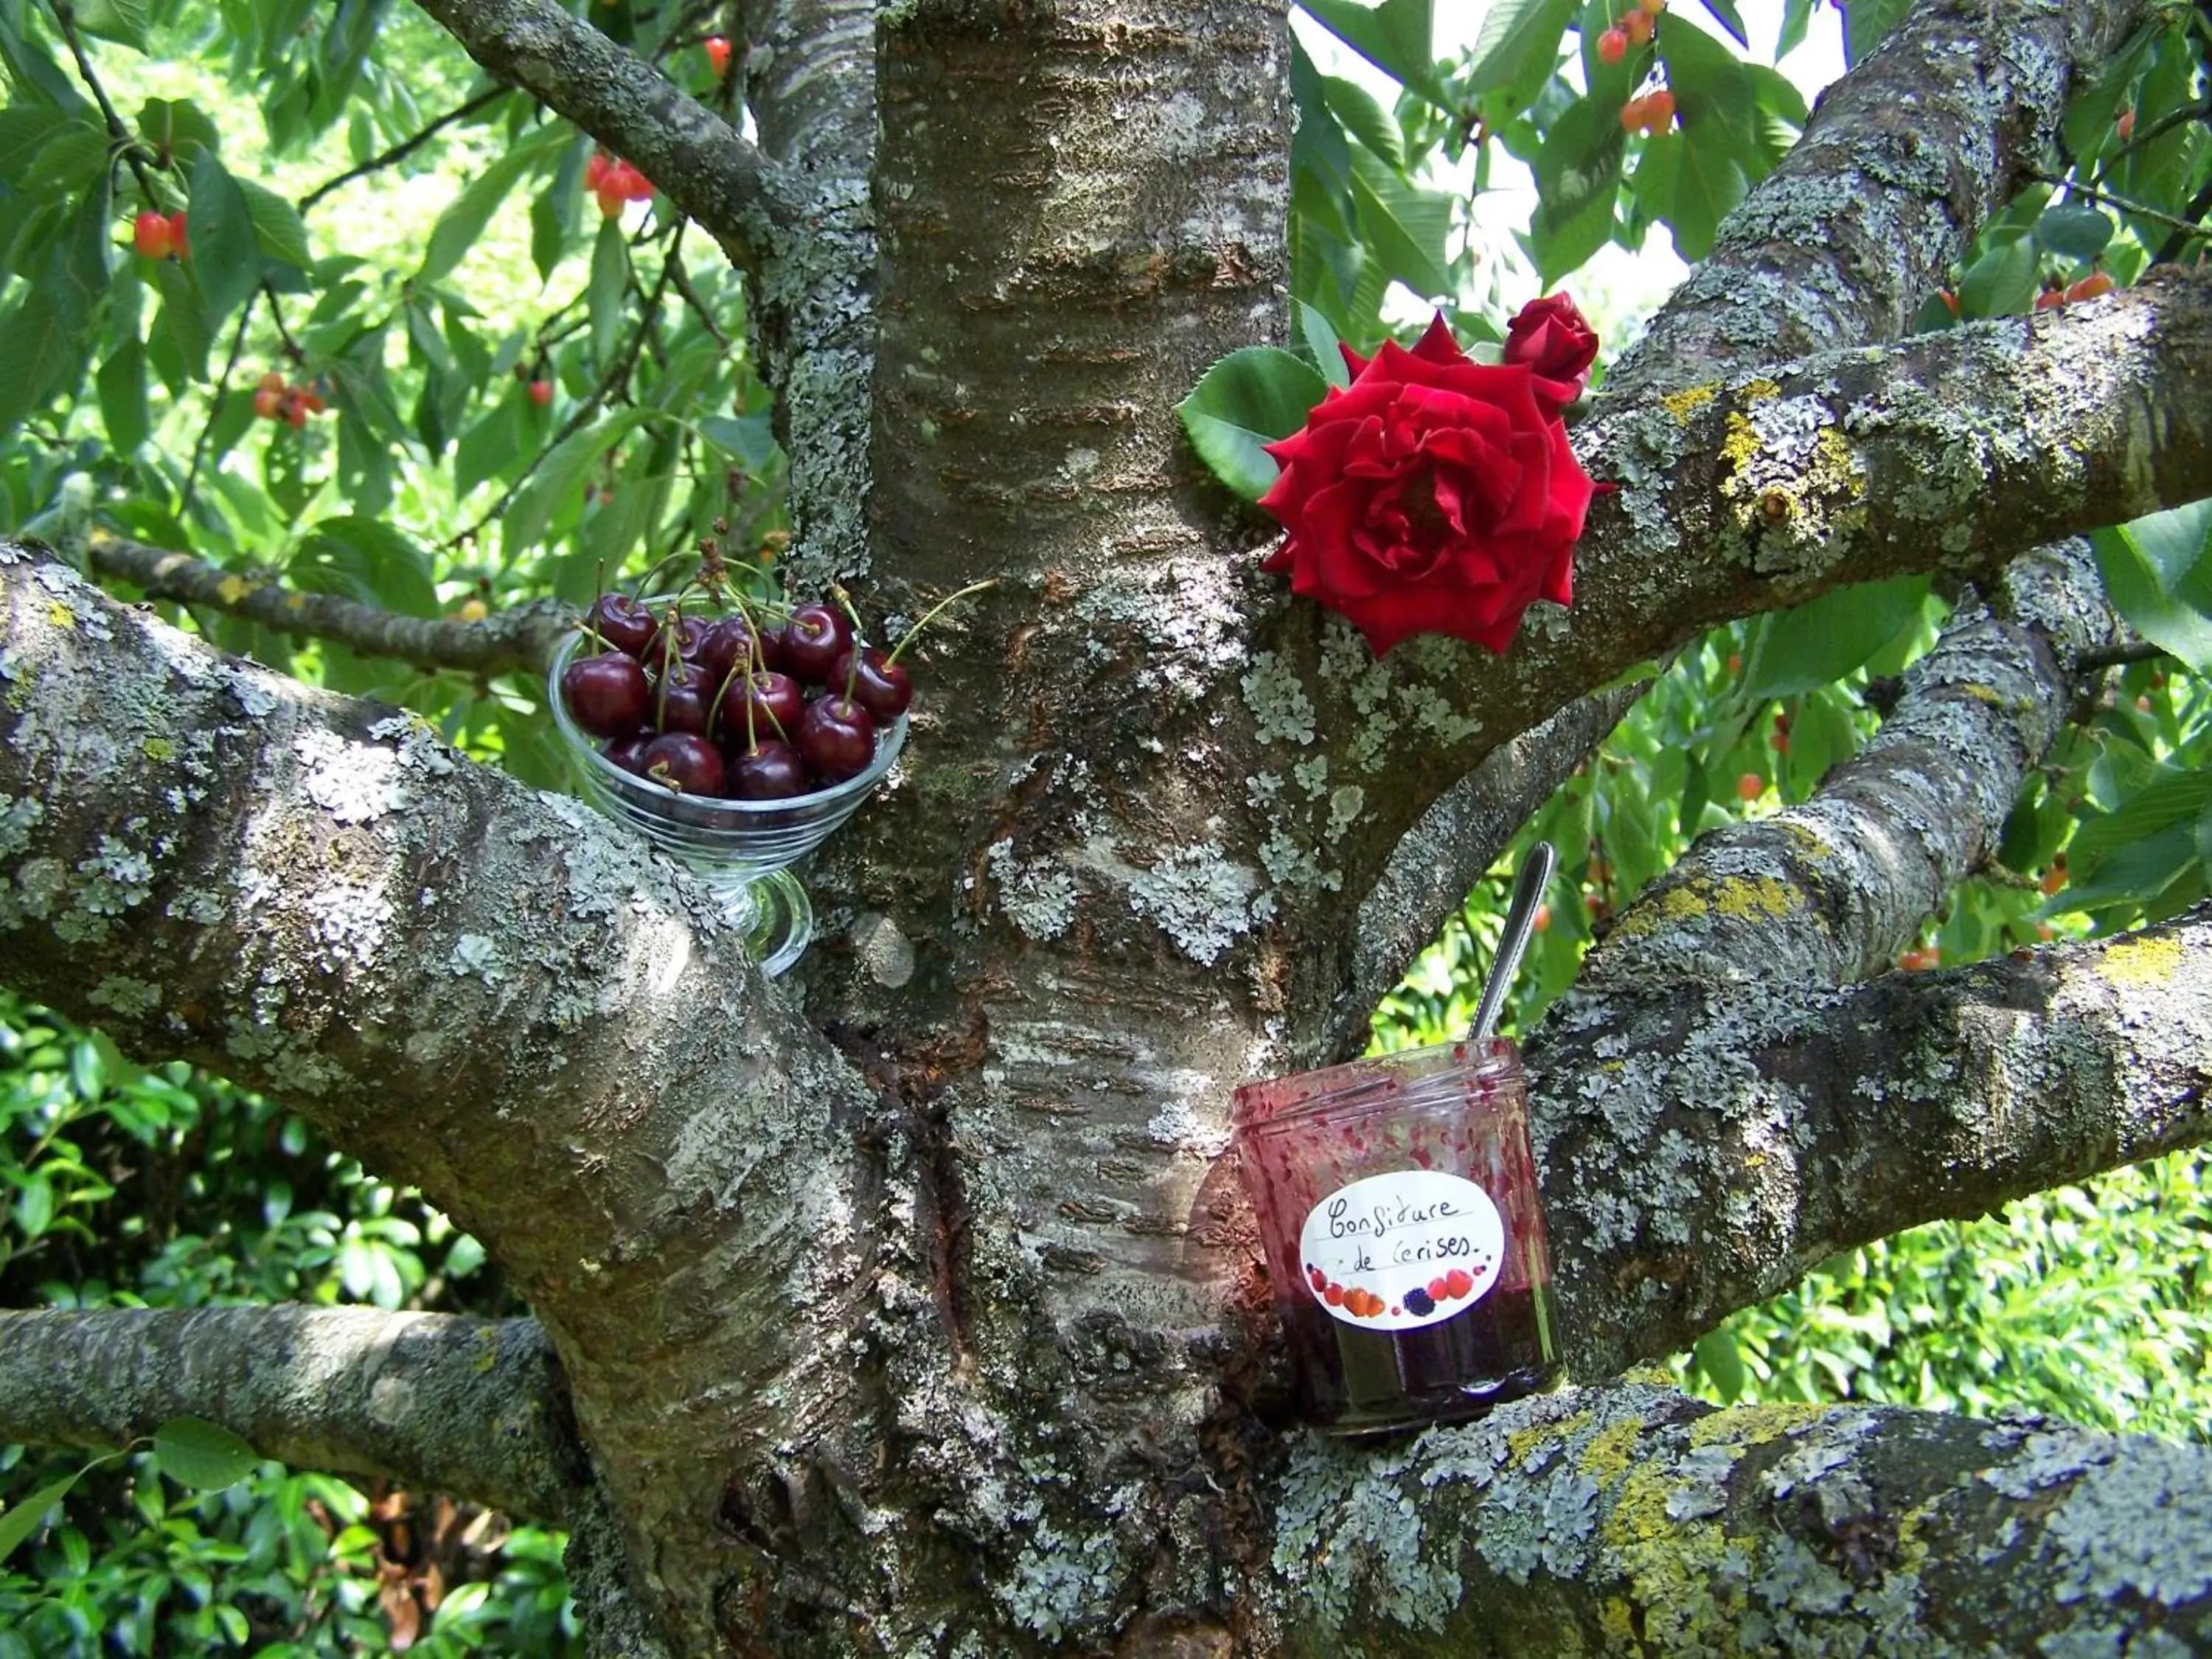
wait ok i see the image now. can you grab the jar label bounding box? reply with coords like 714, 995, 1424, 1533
1297, 1170, 1505, 1330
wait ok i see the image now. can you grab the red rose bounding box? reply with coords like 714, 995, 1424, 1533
1257, 315, 1597, 657
1502, 293, 1599, 411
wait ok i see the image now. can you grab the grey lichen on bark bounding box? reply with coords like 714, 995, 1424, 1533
1262, 1378, 2212, 1656
1534, 905, 2212, 1380
0, 1307, 587, 1522
1605, 0, 2149, 397
1586, 538, 2112, 992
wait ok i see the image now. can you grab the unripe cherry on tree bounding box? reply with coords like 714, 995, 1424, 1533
706, 35, 731, 74
2116, 105, 2135, 142
131, 210, 174, 260
1596, 27, 1627, 63
1623, 8, 1653, 46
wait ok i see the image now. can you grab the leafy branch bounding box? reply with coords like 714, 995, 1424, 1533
298, 86, 514, 213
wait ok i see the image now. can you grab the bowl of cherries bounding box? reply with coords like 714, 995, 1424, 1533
547, 585, 929, 975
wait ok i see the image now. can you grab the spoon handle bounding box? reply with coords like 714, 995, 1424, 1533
1468, 841, 1557, 1049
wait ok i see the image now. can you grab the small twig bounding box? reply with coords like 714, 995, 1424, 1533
298, 86, 511, 212
2074, 639, 2177, 672
182, 298, 259, 513
445, 257, 678, 554
46, 0, 159, 202
77, 529, 575, 675
663, 225, 731, 347
262, 283, 304, 358
2037, 171, 2212, 245
2091, 100, 2211, 184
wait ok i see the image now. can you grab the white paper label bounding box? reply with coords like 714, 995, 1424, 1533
1297, 1170, 1505, 1331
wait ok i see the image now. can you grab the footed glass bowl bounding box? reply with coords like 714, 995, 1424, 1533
547, 628, 905, 975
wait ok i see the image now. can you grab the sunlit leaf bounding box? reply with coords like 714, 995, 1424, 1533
1176, 347, 1327, 502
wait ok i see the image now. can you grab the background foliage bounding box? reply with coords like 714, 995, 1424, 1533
1, 0, 2208, 1646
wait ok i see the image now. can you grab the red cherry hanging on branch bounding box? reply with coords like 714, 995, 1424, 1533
706, 35, 732, 74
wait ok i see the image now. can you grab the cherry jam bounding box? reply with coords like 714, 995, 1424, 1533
1231, 1038, 1559, 1435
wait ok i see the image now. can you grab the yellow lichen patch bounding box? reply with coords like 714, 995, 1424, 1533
1711, 874, 1799, 924
1720, 412, 1761, 475
286, 591, 308, 611
1810, 428, 1865, 497
1612, 874, 1804, 942
1661, 383, 1719, 424
1780, 820, 1833, 863
1599, 1598, 1641, 1649
1688, 1399, 1827, 1449
1741, 378, 1781, 400
2104, 934, 2184, 987
1509, 1409, 1590, 1467
216, 575, 256, 605
142, 737, 175, 762
1581, 1419, 1644, 1486
46, 600, 74, 630
1602, 1467, 1745, 1652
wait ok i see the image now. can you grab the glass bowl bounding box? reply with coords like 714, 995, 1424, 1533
546, 626, 906, 975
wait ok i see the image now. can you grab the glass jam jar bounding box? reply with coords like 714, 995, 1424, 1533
1231, 1037, 1559, 1435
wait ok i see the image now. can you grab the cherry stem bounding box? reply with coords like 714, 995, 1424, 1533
830, 583, 865, 703
882, 579, 997, 671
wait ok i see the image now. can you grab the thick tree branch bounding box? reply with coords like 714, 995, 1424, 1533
0, 1307, 587, 1522
405, 0, 798, 271
1534, 903, 2212, 1380
1607, 0, 2148, 395
0, 543, 886, 1650
74, 531, 571, 677
1587, 540, 2112, 992
1267, 1380, 2212, 1655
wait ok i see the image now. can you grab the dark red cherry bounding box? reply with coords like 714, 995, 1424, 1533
605, 732, 654, 773
585, 594, 655, 655
796, 694, 877, 782
780, 603, 852, 684
727, 739, 810, 801
650, 661, 713, 735
639, 732, 726, 796
829, 645, 914, 721
718, 669, 804, 745
648, 609, 709, 665
695, 615, 765, 685
563, 650, 651, 737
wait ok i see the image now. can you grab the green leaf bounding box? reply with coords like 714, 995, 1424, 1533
2039, 822, 2197, 918
71, 0, 150, 52
2036, 203, 2114, 262
534, 138, 585, 282
1740, 575, 1930, 700
2067, 766, 2212, 880
1347, 149, 1453, 299
1843, 0, 1911, 66
1658, 10, 1757, 153
1955, 233, 2038, 319
588, 216, 628, 367
1526, 94, 1622, 283
152, 1418, 259, 1491
1775, 0, 1817, 59
18, 120, 110, 194
502, 408, 654, 556
698, 412, 780, 470
148, 257, 211, 386
1694, 1325, 1746, 1402
186, 147, 260, 327
2115, 500, 2212, 590
97, 338, 150, 452
1177, 347, 1328, 502
137, 98, 220, 167
455, 392, 526, 497
54, 174, 115, 333
0, 286, 77, 439
235, 178, 313, 271
1694, 0, 1747, 48
292, 516, 441, 619
1745, 63, 1809, 131
420, 139, 545, 287
0, 107, 90, 178
2093, 516, 2212, 674
1321, 74, 1405, 169
1296, 0, 1453, 110
0, 1475, 81, 1565
1658, 125, 1748, 262
1462, 0, 1576, 100
1296, 300, 1352, 390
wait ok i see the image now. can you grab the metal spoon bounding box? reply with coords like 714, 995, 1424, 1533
1467, 841, 1557, 1048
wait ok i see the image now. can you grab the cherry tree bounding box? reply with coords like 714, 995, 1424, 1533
2, 0, 2211, 1651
